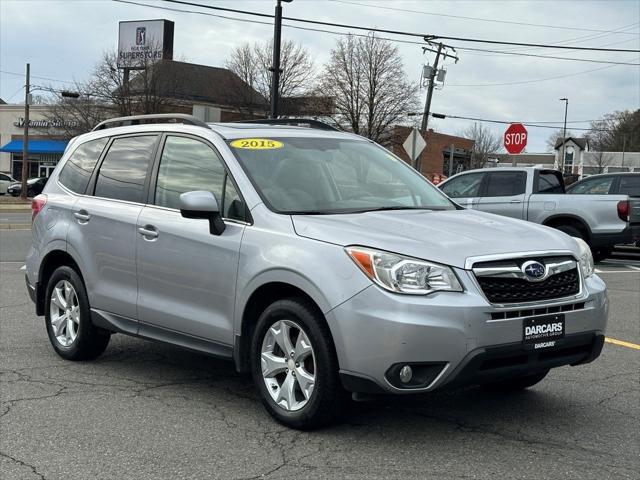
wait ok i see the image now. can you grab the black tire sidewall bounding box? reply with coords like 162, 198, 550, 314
250, 298, 342, 429
555, 225, 583, 241
44, 266, 103, 360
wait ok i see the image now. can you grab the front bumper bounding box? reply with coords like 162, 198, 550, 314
327, 270, 608, 394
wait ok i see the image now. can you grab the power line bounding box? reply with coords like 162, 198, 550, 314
158, 0, 640, 52
0, 69, 77, 85
329, 0, 640, 36
114, 0, 640, 66
447, 63, 630, 87
415, 112, 612, 131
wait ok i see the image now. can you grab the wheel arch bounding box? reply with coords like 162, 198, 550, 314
234, 280, 332, 373
36, 249, 84, 316
542, 214, 592, 243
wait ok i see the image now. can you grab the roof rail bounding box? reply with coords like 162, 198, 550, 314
234, 118, 340, 132
92, 114, 210, 131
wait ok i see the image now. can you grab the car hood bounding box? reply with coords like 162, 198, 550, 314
291, 209, 579, 269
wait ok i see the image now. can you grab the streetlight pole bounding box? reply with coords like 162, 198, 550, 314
20, 63, 30, 200
270, 0, 293, 119
559, 97, 568, 174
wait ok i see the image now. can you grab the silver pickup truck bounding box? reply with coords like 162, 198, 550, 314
439, 167, 640, 260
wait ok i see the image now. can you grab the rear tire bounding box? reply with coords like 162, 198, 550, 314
250, 298, 346, 429
554, 224, 584, 241
44, 266, 110, 360
483, 370, 549, 391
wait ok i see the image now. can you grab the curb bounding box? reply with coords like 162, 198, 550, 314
0, 224, 31, 230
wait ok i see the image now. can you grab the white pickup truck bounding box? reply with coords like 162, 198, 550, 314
439, 167, 640, 260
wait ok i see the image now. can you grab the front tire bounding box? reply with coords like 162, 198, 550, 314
250, 298, 346, 429
45, 266, 110, 360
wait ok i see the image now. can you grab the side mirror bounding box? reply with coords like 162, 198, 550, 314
179, 190, 226, 236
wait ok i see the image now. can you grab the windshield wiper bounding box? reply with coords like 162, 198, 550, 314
347, 206, 434, 213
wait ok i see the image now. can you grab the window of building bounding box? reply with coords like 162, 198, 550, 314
485, 171, 526, 197
154, 136, 245, 221
94, 135, 157, 203
58, 137, 108, 194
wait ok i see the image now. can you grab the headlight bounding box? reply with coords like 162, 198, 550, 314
345, 246, 463, 295
573, 237, 594, 278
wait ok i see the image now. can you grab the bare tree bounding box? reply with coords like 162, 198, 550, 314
47, 47, 183, 136
589, 150, 614, 174
226, 39, 315, 115
546, 128, 575, 152
319, 34, 419, 142
588, 109, 640, 152
462, 122, 502, 168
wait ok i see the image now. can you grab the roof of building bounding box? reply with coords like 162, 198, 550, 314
555, 136, 588, 150
129, 60, 266, 108
494, 153, 555, 165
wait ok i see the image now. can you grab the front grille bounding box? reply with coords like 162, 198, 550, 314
490, 302, 585, 320
476, 268, 580, 303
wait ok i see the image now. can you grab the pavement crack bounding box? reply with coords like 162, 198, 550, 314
0, 451, 46, 480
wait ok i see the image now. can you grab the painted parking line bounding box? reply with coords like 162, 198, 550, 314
605, 337, 640, 350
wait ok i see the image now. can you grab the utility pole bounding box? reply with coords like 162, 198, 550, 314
559, 97, 568, 174
420, 43, 443, 134
20, 63, 30, 200
270, 0, 293, 119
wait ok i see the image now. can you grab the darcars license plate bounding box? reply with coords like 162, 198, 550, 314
523, 314, 565, 349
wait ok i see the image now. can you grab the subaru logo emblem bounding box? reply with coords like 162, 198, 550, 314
521, 260, 546, 282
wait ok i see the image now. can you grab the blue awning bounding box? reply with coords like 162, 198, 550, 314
0, 139, 69, 154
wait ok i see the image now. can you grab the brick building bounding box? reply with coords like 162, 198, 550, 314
386, 126, 474, 180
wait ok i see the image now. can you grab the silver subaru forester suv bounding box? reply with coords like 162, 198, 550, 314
26, 114, 608, 429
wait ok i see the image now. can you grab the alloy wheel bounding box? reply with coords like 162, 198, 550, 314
260, 319, 316, 411
49, 280, 80, 347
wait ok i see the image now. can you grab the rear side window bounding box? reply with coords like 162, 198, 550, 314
568, 176, 614, 194
94, 135, 157, 203
485, 172, 526, 197
618, 176, 640, 196
536, 172, 564, 194
441, 173, 484, 198
154, 136, 245, 220
58, 138, 108, 193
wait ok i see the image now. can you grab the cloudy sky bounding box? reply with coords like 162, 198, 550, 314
1, 0, 639, 151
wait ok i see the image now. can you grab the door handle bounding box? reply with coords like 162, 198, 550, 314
73, 211, 91, 223
138, 226, 159, 239
509, 199, 522, 204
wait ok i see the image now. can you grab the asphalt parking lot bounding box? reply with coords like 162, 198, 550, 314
1, 229, 638, 479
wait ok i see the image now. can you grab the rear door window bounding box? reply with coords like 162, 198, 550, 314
485, 171, 526, 197
58, 137, 108, 194
94, 135, 157, 203
569, 176, 614, 194
618, 176, 640, 196
441, 173, 484, 198
536, 172, 564, 194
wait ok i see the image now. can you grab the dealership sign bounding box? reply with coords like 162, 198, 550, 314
13, 118, 78, 129
117, 19, 174, 68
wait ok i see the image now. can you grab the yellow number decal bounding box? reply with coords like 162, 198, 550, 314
230, 138, 284, 150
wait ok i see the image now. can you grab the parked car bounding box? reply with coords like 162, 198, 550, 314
26, 115, 608, 429
0, 172, 17, 195
438, 167, 640, 261
567, 172, 640, 196
8, 177, 48, 197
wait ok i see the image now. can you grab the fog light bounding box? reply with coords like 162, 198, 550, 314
399, 365, 413, 383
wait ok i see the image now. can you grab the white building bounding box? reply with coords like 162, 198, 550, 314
0, 104, 76, 180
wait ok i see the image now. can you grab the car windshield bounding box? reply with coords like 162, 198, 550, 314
227, 137, 454, 214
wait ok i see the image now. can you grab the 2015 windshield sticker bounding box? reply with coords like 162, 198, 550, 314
230, 138, 284, 150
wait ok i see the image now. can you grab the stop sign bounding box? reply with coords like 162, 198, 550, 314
504, 123, 528, 154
